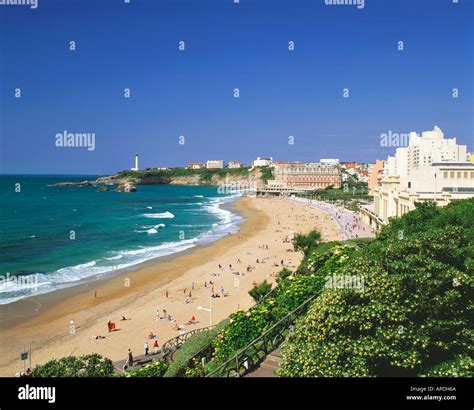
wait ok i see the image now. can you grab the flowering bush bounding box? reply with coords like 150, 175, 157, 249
273, 274, 326, 316
124, 360, 168, 377
306, 244, 357, 275
213, 302, 275, 362
420, 355, 473, 377
278, 199, 474, 377
32, 354, 115, 377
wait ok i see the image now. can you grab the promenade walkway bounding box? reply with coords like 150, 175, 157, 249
114, 350, 165, 372
289, 197, 375, 240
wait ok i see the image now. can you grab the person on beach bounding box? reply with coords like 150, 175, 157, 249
107, 320, 112, 332
144, 341, 149, 356
165, 290, 169, 298
125, 349, 133, 369
153, 339, 159, 354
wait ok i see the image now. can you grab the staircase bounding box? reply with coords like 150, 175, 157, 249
246, 347, 282, 377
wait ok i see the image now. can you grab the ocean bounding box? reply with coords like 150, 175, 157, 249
0, 175, 243, 305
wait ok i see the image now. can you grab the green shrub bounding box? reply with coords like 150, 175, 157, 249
274, 274, 327, 316
124, 360, 168, 377
258, 166, 274, 183
248, 280, 272, 302
276, 267, 293, 285
164, 319, 228, 377
420, 355, 473, 377
32, 354, 114, 377
212, 303, 276, 363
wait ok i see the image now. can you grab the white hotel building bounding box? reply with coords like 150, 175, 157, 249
360, 126, 474, 230
206, 160, 224, 169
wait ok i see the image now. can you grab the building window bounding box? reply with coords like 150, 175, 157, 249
444, 171, 448, 178
450, 171, 455, 178
408, 182, 411, 188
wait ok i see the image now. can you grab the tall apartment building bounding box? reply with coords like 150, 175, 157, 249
384, 126, 467, 177
360, 126, 474, 230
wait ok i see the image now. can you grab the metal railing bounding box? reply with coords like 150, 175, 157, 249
206, 292, 321, 378
160, 325, 215, 360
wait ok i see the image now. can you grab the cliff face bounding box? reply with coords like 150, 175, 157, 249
53, 168, 270, 191
110, 168, 267, 188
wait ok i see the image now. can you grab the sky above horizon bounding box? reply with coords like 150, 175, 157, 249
0, 0, 473, 175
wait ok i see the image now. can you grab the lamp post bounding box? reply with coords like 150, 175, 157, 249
197, 295, 212, 327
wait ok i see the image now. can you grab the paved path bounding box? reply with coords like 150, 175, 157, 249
114, 351, 164, 372
246, 347, 282, 377
289, 197, 375, 240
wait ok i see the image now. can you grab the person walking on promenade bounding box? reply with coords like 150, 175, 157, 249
144, 341, 149, 356
123, 348, 133, 370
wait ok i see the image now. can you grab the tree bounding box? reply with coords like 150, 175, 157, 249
292, 230, 322, 257
248, 280, 272, 302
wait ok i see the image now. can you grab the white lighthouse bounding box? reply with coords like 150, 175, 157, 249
131, 154, 139, 171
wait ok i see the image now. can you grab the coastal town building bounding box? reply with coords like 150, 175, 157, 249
320, 158, 340, 165
186, 162, 206, 170
341, 162, 369, 183
271, 161, 342, 190
252, 157, 273, 167
206, 160, 224, 169
360, 126, 474, 230
228, 160, 245, 168
368, 160, 385, 191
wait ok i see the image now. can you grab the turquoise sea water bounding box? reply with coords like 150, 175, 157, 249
0, 175, 242, 305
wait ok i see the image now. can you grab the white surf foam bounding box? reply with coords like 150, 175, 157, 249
142, 212, 175, 219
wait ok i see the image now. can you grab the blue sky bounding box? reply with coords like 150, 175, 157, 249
0, 0, 473, 174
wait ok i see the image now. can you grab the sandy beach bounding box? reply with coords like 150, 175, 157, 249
0, 197, 343, 376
